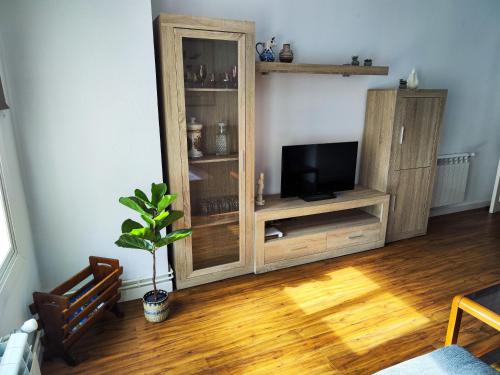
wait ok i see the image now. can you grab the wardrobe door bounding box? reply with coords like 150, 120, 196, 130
393, 97, 442, 170
387, 167, 433, 241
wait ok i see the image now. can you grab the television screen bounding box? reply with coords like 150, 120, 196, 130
280, 142, 358, 199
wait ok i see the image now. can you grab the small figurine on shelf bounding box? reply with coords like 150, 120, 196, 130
231, 65, 238, 88
199, 64, 207, 87
256, 37, 276, 62
407, 68, 419, 89
209, 72, 216, 88
363, 59, 372, 66
399, 79, 408, 89
222, 72, 230, 88
256, 173, 266, 206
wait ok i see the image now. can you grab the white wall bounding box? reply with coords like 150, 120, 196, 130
0, 1, 499, 300
152, 0, 500, 205
0, 0, 170, 294
0, 43, 41, 335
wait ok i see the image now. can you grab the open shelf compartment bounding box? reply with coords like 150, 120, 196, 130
266, 208, 379, 243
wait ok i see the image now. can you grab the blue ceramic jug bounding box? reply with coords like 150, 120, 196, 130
256, 37, 276, 62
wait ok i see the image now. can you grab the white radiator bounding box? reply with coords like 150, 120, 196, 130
431, 153, 475, 208
0, 321, 42, 375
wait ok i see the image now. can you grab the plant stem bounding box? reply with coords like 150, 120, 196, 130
152, 247, 158, 301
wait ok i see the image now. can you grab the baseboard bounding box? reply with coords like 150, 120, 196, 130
430, 200, 490, 217
119, 270, 174, 301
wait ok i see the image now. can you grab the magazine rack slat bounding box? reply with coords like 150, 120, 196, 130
30, 256, 123, 365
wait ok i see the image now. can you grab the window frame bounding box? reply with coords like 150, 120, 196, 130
0, 154, 17, 283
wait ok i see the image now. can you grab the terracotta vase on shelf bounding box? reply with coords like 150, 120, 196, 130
279, 43, 294, 63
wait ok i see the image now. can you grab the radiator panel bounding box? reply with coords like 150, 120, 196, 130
431, 154, 472, 208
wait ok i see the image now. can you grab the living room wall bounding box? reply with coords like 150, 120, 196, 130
0, 47, 41, 335
153, 0, 500, 211
0, 0, 170, 295
0, 0, 498, 300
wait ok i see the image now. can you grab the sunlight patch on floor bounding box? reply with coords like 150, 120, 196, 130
284, 267, 379, 315
284, 266, 430, 353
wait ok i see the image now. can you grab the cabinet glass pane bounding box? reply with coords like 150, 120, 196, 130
182, 37, 240, 271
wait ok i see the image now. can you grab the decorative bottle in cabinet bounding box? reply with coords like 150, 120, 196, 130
187, 117, 203, 158
215, 122, 229, 155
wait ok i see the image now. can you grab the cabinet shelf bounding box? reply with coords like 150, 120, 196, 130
185, 88, 238, 92
256, 62, 389, 76
191, 211, 239, 229
265, 209, 379, 243
189, 154, 239, 164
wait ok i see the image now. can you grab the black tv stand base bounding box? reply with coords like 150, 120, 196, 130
299, 193, 337, 202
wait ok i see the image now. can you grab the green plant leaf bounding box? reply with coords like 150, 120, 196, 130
157, 194, 177, 212
141, 214, 155, 227
154, 210, 169, 222
121, 219, 143, 233
134, 189, 151, 206
156, 210, 184, 231
129, 227, 156, 241
151, 183, 167, 207
155, 228, 192, 248
115, 234, 153, 252
119, 196, 152, 217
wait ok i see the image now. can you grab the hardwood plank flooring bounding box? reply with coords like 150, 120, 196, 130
43, 208, 499, 374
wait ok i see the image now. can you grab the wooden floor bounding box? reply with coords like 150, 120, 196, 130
44, 209, 500, 374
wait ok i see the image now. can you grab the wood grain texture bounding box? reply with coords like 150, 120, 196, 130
156, 15, 255, 289
359, 90, 397, 192
360, 89, 447, 242
158, 13, 255, 33
43, 208, 500, 374
392, 97, 442, 170
255, 187, 389, 272
256, 62, 389, 76
387, 167, 433, 241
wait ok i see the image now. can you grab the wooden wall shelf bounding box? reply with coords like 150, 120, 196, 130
188, 154, 239, 164
191, 211, 239, 229
256, 62, 389, 76
185, 88, 238, 92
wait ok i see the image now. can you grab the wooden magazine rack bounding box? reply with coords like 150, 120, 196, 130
30, 256, 123, 365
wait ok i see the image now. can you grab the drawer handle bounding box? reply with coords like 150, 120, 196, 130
348, 234, 364, 239
290, 246, 308, 251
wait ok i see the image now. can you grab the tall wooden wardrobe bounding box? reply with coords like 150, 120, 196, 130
360, 89, 447, 242
154, 14, 255, 289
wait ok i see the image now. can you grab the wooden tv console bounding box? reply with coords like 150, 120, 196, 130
254, 186, 389, 273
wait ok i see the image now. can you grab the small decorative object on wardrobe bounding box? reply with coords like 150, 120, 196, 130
399, 79, 407, 89
279, 43, 294, 63
407, 68, 419, 89
363, 59, 372, 66
351, 56, 360, 66
256, 36, 276, 61
215, 121, 229, 156
187, 117, 203, 158
256, 172, 266, 206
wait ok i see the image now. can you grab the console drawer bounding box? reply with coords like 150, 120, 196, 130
264, 233, 327, 263
326, 222, 381, 249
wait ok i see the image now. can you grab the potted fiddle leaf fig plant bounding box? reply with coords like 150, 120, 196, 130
115, 183, 192, 323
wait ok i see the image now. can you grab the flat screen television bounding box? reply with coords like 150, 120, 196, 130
281, 142, 358, 201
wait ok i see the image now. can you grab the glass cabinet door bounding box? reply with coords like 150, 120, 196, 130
175, 30, 246, 273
